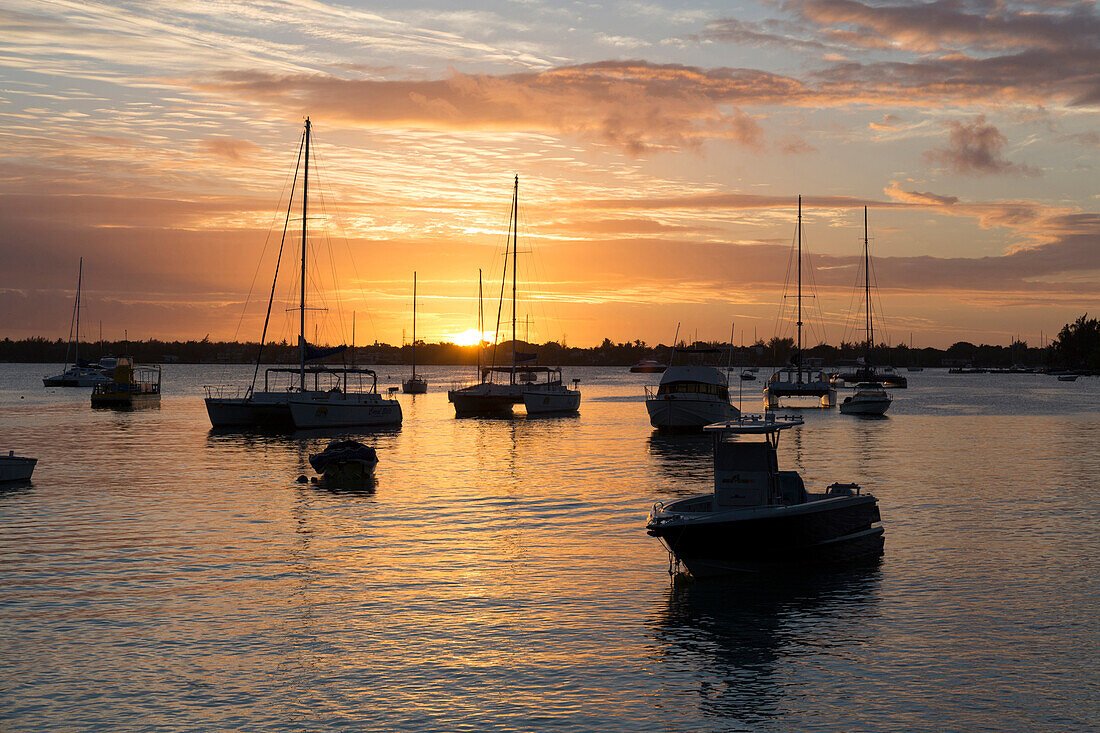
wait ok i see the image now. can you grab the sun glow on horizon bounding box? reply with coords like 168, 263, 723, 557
446, 328, 494, 346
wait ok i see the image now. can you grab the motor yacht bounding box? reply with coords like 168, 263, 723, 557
646, 415, 885, 577
645, 348, 739, 431
838, 382, 892, 415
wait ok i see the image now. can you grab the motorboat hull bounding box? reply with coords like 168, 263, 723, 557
523, 389, 581, 414
288, 395, 402, 428
839, 397, 891, 415
646, 396, 736, 431
0, 456, 37, 482
648, 495, 883, 577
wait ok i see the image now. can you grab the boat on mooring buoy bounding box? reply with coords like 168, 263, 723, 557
646, 414, 885, 577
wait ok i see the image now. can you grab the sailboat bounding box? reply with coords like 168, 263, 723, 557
835, 208, 907, 388
448, 176, 577, 416
402, 272, 427, 394
764, 197, 837, 408
43, 258, 109, 387
204, 118, 401, 429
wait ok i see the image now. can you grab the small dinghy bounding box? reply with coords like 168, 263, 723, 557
308, 440, 378, 481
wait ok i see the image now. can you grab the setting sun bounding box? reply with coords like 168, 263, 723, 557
446, 329, 493, 347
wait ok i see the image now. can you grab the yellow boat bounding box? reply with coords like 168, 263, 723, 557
91, 356, 161, 408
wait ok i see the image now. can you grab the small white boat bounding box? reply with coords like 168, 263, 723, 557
524, 376, 581, 414
1, 451, 37, 482
839, 382, 892, 415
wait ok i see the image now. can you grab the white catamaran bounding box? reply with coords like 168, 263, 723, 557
204, 118, 401, 430
448, 176, 579, 416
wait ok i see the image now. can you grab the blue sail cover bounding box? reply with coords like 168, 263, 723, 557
304, 342, 348, 362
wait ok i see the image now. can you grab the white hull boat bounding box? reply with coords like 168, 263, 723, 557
1, 452, 37, 482
839, 383, 892, 416
43, 366, 109, 387
646, 360, 738, 431
524, 383, 581, 414
289, 392, 402, 428
646, 395, 737, 430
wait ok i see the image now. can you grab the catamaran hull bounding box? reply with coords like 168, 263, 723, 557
764, 385, 837, 408
288, 398, 402, 428
205, 397, 293, 428
523, 390, 581, 414
449, 392, 517, 416
646, 397, 736, 431
648, 496, 883, 577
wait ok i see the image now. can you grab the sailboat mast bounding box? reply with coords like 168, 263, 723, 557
299, 117, 310, 390
477, 268, 483, 379
75, 257, 83, 366
511, 174, 518, 385
865, 206, 872, 366
411, 272, 417, 376
796, 196, 803, 383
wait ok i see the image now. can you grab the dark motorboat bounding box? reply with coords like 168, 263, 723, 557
646, 415, 884, 577
631, 359, 667, 373
309, 440, 378, 481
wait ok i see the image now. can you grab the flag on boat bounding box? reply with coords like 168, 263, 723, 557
516, 352, 538, 364
302, 340, 348, 362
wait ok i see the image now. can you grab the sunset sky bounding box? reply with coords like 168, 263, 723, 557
2, 0, 1097, 349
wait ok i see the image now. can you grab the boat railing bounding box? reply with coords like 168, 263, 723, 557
204, 384, 246, 399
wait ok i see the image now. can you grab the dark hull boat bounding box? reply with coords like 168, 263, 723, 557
649, 493, 883, 576
646, 415, 885, 577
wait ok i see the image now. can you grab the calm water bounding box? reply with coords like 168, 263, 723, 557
2, 364, 1097, 731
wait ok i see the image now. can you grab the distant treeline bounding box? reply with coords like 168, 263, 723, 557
4, 314, 1097, 369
